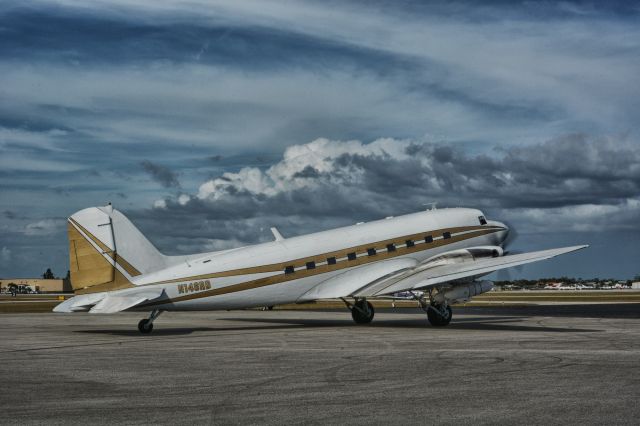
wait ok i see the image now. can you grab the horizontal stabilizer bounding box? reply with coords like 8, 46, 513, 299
89, 288, 165, 314
53, 293, 105, 312
54, 288, 164, 313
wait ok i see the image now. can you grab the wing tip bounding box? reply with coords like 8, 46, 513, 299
571, 244, 589, 251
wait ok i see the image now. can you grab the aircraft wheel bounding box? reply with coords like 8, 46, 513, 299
427, 304, 452, 327
351, 300, 375, 324
138, 319, 154, 334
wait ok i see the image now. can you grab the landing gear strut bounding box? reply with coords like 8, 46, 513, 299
138, 309, 163, 334
411, 290, 453, 327
342, 298, 375, 324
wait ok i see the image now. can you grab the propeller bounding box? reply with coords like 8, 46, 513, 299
496, 220, 524, 282
501, 219, 519, 254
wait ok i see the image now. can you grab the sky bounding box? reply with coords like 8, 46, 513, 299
1, 0, 639, 280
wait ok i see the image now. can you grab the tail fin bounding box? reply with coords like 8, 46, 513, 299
67, 205, 169, 294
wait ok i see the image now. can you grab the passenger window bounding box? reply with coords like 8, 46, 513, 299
424, 235, 433, 243
347, 252, 357, 261
478, 216, 487, 225
443, 232, 451, 239
284, 265, 295, 274
386, 243, 396, 252
405, 239, 415, 247
306, 261, 316, 270
327, 257, 337, 265
367, 248, 376, 256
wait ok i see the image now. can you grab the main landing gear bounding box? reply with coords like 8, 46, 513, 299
412, 290, 453, 327
342, 298, 375, 324
138, 309, 163, 334
426, 303, 452, 326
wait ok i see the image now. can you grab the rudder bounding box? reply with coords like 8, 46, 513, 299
67, 205, 169, 294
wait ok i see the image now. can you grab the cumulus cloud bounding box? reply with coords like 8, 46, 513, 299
140, 160, 180, 188
196, 138, 410, 200
192, 135, 640, 209
140, 135, 640, 256
153, 199, 167, 209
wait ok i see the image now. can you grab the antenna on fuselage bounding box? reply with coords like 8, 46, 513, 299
423, 202, 438, 211
270, 227, 285, 242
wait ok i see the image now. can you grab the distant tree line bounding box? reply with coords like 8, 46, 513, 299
495, 276, 638, 287
42, 269, 70, 280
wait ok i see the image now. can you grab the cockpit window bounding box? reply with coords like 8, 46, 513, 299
478, 215, 487, 225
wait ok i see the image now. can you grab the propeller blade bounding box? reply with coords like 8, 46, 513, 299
501, 220, 519, 251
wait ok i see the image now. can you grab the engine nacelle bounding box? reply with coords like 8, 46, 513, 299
435, 280, 494, 304
422, 246, 503, 269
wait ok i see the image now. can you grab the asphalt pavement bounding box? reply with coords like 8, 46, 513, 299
0, 305, 638, 425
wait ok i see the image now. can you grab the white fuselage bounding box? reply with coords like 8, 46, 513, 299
121, 208, 507, 311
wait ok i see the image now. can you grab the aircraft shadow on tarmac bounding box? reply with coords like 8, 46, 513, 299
73, 308, 620, 336
222, 316, 599, 333
75, 324, 338, 336
75, 327, 218, 336
75, 319, 596, 336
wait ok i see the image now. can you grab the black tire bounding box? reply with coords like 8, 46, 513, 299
427, 305, 452, 327
138, 319, 153, 334
351, 301, 375, 324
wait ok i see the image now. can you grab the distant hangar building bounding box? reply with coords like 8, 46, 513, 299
0, 278, 72, 293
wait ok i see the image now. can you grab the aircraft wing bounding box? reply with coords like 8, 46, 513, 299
54, 288, 165, 314
298, 245, 587, 301
296, 258, 419, 302
359, 245, 588, 296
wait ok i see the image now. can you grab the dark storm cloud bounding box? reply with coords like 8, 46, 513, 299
137, 135, 640, 258
292, 166, 321, 179
140, 160, 180, 188
399, 135, 640, 208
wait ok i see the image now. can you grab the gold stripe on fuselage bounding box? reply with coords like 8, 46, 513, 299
139, 226, 503, 308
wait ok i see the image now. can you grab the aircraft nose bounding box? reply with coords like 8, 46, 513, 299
487, 220, 509, 246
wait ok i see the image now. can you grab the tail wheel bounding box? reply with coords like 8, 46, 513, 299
427, 304, 452, 327
351, 300, 375, 324
138, 319, 154, 334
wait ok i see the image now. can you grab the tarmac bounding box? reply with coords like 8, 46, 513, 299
0, 304, 638, 425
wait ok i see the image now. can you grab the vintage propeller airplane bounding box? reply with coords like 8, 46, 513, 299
54, 204, 587, 333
